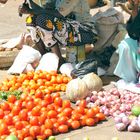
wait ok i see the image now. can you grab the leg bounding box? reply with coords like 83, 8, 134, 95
51, 43, 65, 67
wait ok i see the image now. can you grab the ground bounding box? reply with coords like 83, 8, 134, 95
0, 1, 140, 140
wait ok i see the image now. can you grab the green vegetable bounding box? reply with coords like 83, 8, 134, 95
6, 135, 18, 140
0, 90, 22, 100
48, 136, 56, 140
131, 105, 140, 116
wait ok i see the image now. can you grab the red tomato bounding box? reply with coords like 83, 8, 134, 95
47, 110, 57, 118
26, 101, 35, 111
95, 113, 106, 121
29, 126, 41, 138
7, 94, 17, 103
57, 116, 68, 125
30, 116, 39, 126
45, 119, 53, 129
0, 123, 9, 135
75, 106, 85, 115
58, 125, 68, 133
86, 118, 95, 126
44, 94, 52, 104
35, 91, 44, 99
62, 100, 71, 108
31, 106, 40, 116
15, 121, 24, 130
44, 129, 52, 138
0, 109, 4, 119
3, 115, 13, 125
1, 102, 10, 111
79, 100, 87, 108
54, 97, 62, 107
15, 100, 22, 108
71, 120, 81, 129
86, 109, 96, 118
19, 109, 28, 121
12, 106, 21, 116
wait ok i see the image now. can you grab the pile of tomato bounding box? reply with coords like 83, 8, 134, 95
0, 92, 105, 140
0, 70, 71, 94
0, 71, 106, 140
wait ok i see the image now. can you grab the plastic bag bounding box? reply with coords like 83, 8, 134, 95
59, 63, 74, 77
71, 59, 98, 78
8, 45, 41, 74
36, 52, 59, 72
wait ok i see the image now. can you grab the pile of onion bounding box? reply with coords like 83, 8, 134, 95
78, 88, 140, 117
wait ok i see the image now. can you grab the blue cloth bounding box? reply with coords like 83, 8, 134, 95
114, 35, 140, 83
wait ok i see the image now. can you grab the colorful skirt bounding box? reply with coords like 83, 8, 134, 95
26, 14, 98, 48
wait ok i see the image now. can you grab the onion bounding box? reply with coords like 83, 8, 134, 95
128, 125, 135, 132
114, 117, 122, 124
122, 116, 130, 126
115, 123, 127, 131
86, 97, 91, 103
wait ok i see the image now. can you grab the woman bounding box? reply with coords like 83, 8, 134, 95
114, 0, 140, 83
18, 0, 98, 66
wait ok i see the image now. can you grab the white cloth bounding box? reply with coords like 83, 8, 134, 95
8, 45, 41, 74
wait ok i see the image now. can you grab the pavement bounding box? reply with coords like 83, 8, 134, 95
0, 1, 140, 140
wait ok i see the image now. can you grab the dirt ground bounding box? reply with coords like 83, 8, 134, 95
0, 1, 140, 140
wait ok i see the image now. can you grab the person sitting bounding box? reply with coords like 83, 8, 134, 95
18, 0, 98, 67
114, 0, 140, 83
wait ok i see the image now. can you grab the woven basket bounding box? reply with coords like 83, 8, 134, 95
0, 50, 19, 68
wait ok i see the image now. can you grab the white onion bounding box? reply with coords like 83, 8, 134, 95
115, 123, 127, 131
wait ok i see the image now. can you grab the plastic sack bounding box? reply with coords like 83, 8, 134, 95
36, 52, 59, 72
59, 63, 74, 77
8, 45, 41, 74
71, 59, 98, 78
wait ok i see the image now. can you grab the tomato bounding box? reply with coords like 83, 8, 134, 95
22, 127, 30, 137
13, 115, 21, 124
15, 121, 24, 130
58, 125, 68, 133
80, 115, 88, 126
86, 118, 95, 126
63, 107, 72, 117
92, 106, 100, 114
26, 101, 35, 111
47, 110, 57, 118
56, 76, 63, 84
44, 94, 52, 104
7, 94, 17, 103
19, 109, 28, 121
54, 97, 62, 107
24, 137, 34, 140
44, 129, 52, 138
40, 100, 49, 108
46, 74, 51, 81
11, 105, 20, 116
31, 106, 40, 116
75, 106, 85, 115
1, 102, 10, 111
20, 93, 28, 101
15, 100, 22, 108
86, 109, 96, 118
3, 115, 13, 125
62, 76, 69, 84
45, 119, 53, 129
71, 113, 81, 121
52, 92, 60, 101
57, 116, 68, 125
0, 109, 4, 119
30, 126, 41, 138
30, 116, 39, 126
95, 113, 106, 121
79, 100, 87, 108
0, 123, 9, 135
35, 90, 44, 99
71, 120, 81, 129
62, 100, 71, 108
